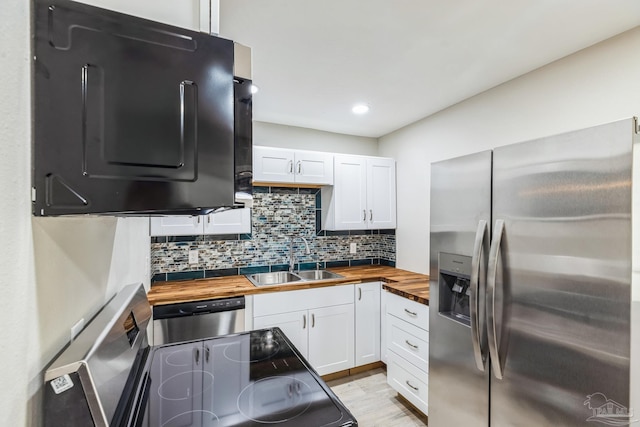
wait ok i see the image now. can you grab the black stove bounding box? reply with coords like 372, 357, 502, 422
43, 284, 357, 427
137, 328, 356, 427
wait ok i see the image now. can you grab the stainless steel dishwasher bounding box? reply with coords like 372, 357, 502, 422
152, 296, 246, 345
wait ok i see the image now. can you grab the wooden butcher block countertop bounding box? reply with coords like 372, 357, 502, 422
148, 265, 430, 306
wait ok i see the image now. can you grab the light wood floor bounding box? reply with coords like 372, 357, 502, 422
328, 368, 428, 426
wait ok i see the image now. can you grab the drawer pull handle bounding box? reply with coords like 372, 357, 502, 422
303, 314, 306, 329
405, 340, 419, 350
406, 380, 419, 391
404, 308, 418, 316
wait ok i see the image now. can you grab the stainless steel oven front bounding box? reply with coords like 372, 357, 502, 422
43, 285, 357, 427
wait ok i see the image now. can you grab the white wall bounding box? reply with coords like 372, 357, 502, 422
379, 26, 640, 274
2, 2, 150, 426
254, 121, 378, 155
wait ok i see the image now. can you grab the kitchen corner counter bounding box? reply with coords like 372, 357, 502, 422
147, 265, 429, 306
382, 279, 430, 305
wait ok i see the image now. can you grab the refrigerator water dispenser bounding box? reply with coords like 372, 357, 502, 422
438, 252, 472, 326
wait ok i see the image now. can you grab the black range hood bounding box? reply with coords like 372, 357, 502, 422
32, 0, 251, 216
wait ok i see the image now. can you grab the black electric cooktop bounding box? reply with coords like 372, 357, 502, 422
137, 328, 357, 427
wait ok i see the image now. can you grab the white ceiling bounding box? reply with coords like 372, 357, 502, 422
219, 1, 640, 138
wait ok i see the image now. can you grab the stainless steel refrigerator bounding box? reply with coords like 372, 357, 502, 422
429, 117, 640, 426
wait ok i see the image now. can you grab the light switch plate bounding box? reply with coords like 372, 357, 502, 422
189, 249, 199, 264
350, 243, 357, 254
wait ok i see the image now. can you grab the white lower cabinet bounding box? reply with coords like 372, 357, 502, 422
354, 282, 381, 366
386, 292, 429, 415
253, 309, 309, 359
381, 289, 388, 363
387, 351, 429, 414
253, 286, 354, 376
308, 304, 355, 375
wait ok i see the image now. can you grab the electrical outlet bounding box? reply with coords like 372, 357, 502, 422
71, 318, 85, 341
188, 249, 199, 264
350, 243, 357, 254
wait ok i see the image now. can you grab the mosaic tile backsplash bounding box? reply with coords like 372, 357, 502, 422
151, 186, 396, 282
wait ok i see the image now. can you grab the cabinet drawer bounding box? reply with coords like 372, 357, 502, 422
387, 351, 428, 415
386, 292, 429, 331
387, 314, 428, 371
253, 285, 354, 317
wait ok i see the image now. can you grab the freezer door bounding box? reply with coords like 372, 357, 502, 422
429, 150, 492, 427
489, 119, 634, 426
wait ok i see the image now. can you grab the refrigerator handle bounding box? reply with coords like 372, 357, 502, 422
487, 219, 505, 380
470, 220, 487, 372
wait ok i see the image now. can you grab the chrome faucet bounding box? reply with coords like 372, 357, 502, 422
289, 236, 310, 272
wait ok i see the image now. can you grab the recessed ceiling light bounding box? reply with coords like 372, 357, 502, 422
251, 84, 259, 94
352, 103, 370, 115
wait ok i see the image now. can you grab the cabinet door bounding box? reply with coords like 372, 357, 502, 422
150, 216, 202, 236
203, 208, 251, 234
332, 155, 367, 230
71, 0, 210, 32
253, 146, 295, 183
294, 151, 334, 185
253, 310, 309, 359
149, 342, 204, 427
308, 304, 354, 375
381, 289, 388, 363
366, 157, 396, 229
387, 351, 429, 415
355, 282, 381, 366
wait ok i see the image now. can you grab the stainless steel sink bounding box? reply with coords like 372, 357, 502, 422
294, 270, 344, 281
246, 272, 303, 287
246, 270, 344, 287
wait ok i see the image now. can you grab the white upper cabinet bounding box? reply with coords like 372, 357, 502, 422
149, 215, 202, 237
150, 209, 251, 236
70, 0, 218, 33
366, 157, 397, 229
322, 155, 396, 230
253, 146, 334, 185
203, 208, 251, 235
